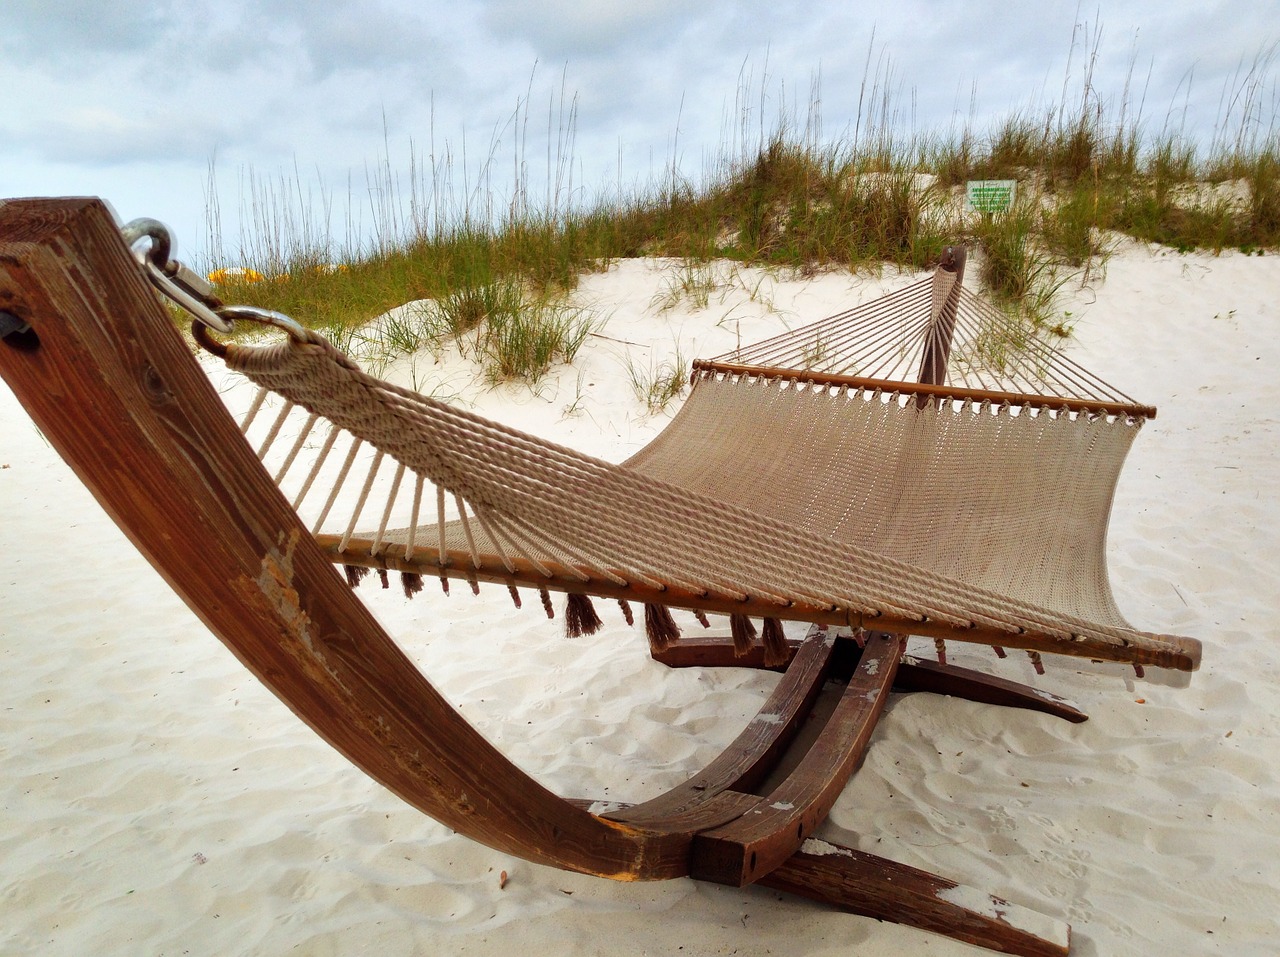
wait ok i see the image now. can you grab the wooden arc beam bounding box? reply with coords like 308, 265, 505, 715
689, 632, 905, 886
0, 197, 689, 882
648, 634, 1091, 724
916, 244, 967, 400
607, 627, 841, 830
593, 629, 1074, 957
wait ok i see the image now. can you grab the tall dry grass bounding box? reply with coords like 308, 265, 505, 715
203, 31, 1280, 375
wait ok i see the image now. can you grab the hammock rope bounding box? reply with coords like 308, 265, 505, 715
714, 275, 1146, 412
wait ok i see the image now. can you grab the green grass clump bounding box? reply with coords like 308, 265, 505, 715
473, 292, 597, 384
625, 348, 689, 414
689, 134, 950, 272
1039, 181, 1110, 269
974, 202, 1069, 329
652, 260, 720, 312
431, 277, 523, 345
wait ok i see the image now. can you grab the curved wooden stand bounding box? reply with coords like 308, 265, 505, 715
0, 199, 1069, 956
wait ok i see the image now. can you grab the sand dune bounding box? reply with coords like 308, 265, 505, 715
2, 245, 1278, 956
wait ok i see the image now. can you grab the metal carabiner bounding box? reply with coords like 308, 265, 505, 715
217, 305, 309, 343
142, 260, 235, 333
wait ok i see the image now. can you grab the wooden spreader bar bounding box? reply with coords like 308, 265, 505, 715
691, 358, 1159, 420
322, 536, 1202, 673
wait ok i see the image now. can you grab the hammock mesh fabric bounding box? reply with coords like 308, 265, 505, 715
214, 269, 1194, 671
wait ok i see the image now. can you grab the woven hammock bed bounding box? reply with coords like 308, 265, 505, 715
0, 199, 1202, 957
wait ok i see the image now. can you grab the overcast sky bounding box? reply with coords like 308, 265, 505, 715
2, 1, 1276, 264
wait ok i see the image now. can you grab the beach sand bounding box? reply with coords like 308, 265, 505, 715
2, 244, 1278, 956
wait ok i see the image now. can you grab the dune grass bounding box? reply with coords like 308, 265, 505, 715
203, 35, 1280, 383
625, 346, 690, 415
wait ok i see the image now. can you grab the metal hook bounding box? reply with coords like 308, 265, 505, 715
120, 218, 236, 335
120, 217, 173, 267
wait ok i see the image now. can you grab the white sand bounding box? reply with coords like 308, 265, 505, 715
2, 246, 1278, 956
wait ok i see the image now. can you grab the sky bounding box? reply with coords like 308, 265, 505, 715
2, 1, 1276, 265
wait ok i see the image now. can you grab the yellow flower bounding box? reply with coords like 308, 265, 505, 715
207, 266, 265, 284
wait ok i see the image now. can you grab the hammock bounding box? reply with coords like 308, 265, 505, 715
0, 199, 1203, 957
202, 254, 1196, 674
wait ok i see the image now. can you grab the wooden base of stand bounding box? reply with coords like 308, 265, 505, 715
633, 627, 1078, 955
762, 840, 1070, 957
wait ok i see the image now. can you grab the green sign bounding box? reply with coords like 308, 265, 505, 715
966, 179, 1017, 213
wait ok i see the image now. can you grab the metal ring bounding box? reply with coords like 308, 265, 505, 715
191, 320, 229, 358
120, 217, 173, 267
217, 305, 309, 343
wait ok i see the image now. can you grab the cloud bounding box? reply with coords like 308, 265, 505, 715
13, 105, 237, 168
481, 0, 707, 59
227, 0, 449, 82
0, 0, 174, 57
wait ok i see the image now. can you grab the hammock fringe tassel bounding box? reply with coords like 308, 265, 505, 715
761, 617, 789, 667
401, 571, 424, 598
565, 593, 603, 638
730, 613, 757, 657
344, 564, 369, 588
644, 603, 681, 654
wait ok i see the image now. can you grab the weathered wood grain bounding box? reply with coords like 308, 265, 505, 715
762, 840, 1071, 957
610, 629, 838, 829
896, 655, 1089, 723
